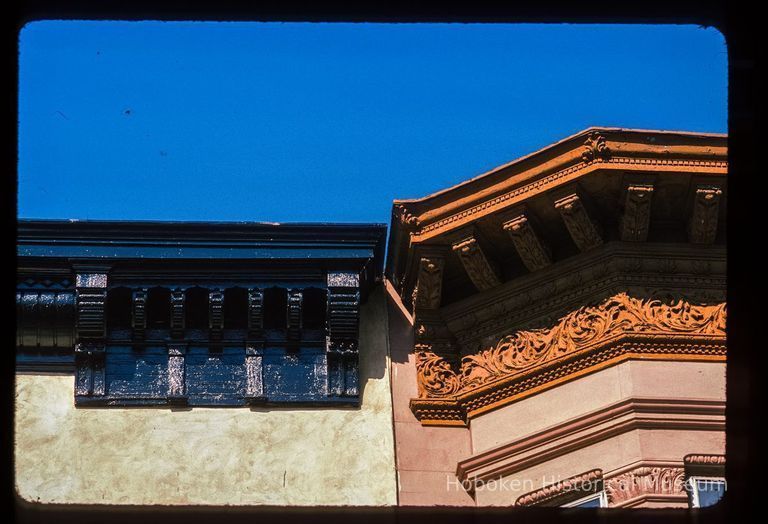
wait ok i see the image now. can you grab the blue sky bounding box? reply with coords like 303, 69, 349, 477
17, 22, 727, 224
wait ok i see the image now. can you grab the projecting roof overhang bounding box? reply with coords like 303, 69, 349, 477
387, 127, 727, 311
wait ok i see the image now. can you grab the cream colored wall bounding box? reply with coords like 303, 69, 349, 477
15, 286, 397, 506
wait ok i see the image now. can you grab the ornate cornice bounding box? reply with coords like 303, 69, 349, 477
412, 293, 726, 425
386, 129, 727, 322
394, 203, 420, 229
605, 466, 686, 507
410, 155, 726, 243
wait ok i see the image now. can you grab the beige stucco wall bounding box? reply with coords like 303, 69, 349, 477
15, 286, 397, 506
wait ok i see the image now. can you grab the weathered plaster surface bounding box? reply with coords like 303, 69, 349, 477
15, 287, 397, 506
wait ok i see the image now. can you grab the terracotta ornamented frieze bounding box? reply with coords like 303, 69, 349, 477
411, 292, 726, 424
581, 132, 610, 163
415, 350, 461, 397
516, 469, 603, 507
452, 236, 501, 291
423, 292, 725, 396
443, 246, 726, 352
604, 466, 686, 507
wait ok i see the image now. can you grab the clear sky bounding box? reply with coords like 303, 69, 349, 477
18, 22, 727, 224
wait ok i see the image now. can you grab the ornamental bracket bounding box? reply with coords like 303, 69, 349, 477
73, 266, 109, 399
689, 186, 722, 244
554, 193, 603, 252
451, 235, 501, 291
501, 208, 552, 272
620, 184, 654, 242
326, 271, 360, 397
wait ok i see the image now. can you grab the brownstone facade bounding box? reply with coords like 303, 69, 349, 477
385, 127, 726, 507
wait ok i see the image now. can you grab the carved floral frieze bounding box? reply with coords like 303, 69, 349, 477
604, 466, 686, 506
415, 292, 726, 399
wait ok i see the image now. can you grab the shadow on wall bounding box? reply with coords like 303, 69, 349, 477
384, 280, 414, 365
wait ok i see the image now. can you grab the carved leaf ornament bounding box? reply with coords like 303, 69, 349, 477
415, 293, 726, 398
415, 351, 460, 396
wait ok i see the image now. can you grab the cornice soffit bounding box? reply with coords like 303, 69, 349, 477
386, 127, 727, 288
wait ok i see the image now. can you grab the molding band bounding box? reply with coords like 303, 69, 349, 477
456, 397, 725, 483
515, 469, 603, 507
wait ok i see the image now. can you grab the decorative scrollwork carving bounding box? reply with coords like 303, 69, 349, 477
416, 292, 726, 397
415, 350, 460, 397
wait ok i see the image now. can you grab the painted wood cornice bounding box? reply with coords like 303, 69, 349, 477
410, 292, 726, 425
